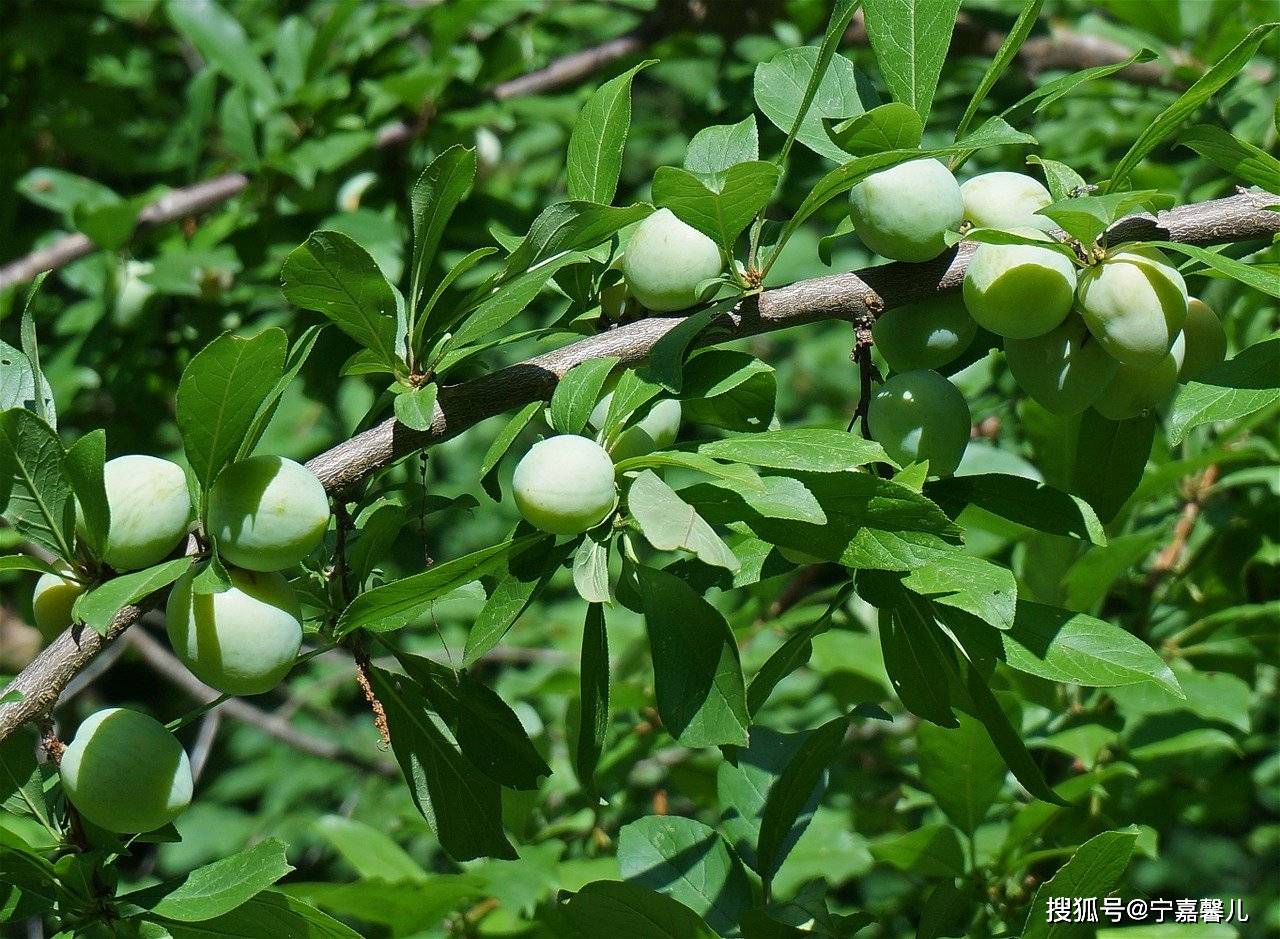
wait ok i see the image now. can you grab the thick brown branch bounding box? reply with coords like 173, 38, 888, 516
1, 189, 1276, 743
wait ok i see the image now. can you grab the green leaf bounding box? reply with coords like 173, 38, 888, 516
479, 401, 542, 501
953, 0, 1045, 141
393, 383, 438, 432
572, 532, 611, 604
500, 201, 651, 280
1001, 602, 1183, 696
0, 554, 61, 576
18, 275, 52, 429
236, 325, 325, 462
746, 590, 848, 715
282, 231, 403, 370
176, 329, 287, 489
575, 603, 609, 789
754, 47, 869, 163
551, 357, 619, 436
1069, 411, 1156, 522
451, 253, 584, 346
409, 146, 476, 321
157, 889, 361, 939
877, 589, 959, 727
368, 666, 515, 861
417, 247, 499, 346
564, 881, 718, 939
757, 714, 848, 886
0, 409, 75, 562
314, 816, 427, 882
1022, 830, 1140, 939
462, 537, 565, 665
926, 473, 1106, 544
698, 429, 886, 473
862, 0, 963, 124
629, 471, 740, 572
677, 350, 777, 433
652, 162, 780, 255
636, 566, 749, 748
1167, 337, 1280, 444
1106, 22, 1279, 191
1007, 50, 1158, 119
166, 0, 279, 105
826, 102, 923, 156
917, 712, 1005, 834
0, 339, 54, 419
870, 824, 966, 878
1179, 124, 1280, 192
128, 839, 292, 922
567, 61, 654, 204
685, 116, 760, 185
619, 816, 752, 935
1152, 241, 1280, 299
71, 558, 194, 636
337, 538, 532, 636
63, 430, 109, 560
1039, 190, 1171, 246
1027, 155, 1088, 202
454, 671, 551, 790
282, 877, 481, 935
902, 554, 1018, 630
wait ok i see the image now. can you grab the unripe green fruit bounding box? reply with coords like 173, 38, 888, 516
962, 235, 1077, 339
1177, 298, 1227, 380
59, 708, 192, 833
1092, 346, 1182, 421
610, 399, 683, 462
960, 172, 1053, 230
1076, 247, 1188, 367
512, 435, 617, 535
166, 566, 303, 695
93, 455, 194, 571
868, 370, 971, 477
207, 456, 330, 572
622, 209, 722, 312
872, 294, 977, 373
32, 571, 84, 639
848, 159, 963, 262
1005, 315, 1118, 415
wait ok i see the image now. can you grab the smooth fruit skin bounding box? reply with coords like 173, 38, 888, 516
868, 370, 971, 477
848, 159, 963, 262
872, 294, 977, 373
1092, 348, 1182, 421
1178, 298, 1227, 380
622, 209, 722, 312
207, 456, 330, 572
94, 455, 193, 571
960, 172, 1053, 230
32, 572, 84, 639
59, 708, 192, 833
1005, 315, 1118, 415
1077, 247, 1188, 367
610, 399, 683, 462
167, 566, 303, 695
962, 237, 1077, 339
512, 435, 617, 535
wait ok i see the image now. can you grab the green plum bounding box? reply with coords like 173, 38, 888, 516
1005, 314, 1119, 415
610, 399, 683, 462
1077, 247, 1188, 366
512, 435, 617, 535
960, 171, 1053, 230
962, 233, 1077, 339
207, 455, 330, 572
92, 455, 194, 571
873, 293, 977, 373
1177, 298, 1227, 380
166, 566, 303, 695
868, 370, 971, 477
849, 158, 963, 262
622, 209, 722, 312
32, 571, 84, 639
1092, 341, 1183, 421
59, 708, 192, 833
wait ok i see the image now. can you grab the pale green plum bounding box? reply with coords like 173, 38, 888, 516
92, 455, 193, 571
59, 708, 192, 833
849, 158, 963, 262
207, 456, 330, 572
512, 435, 617, 535
32, 571, 84, 639
960, 172, 1053, 230
868, 370, 971, 477
1005, 314, 1119, 415
962, 234, 1077, 339
166, 566, 303, 695
622, 209, 722, 312
1092, 342, 1183, 421
1177, 298, 1227, 380
872, 293, 977, 373
610, 399, 683, 462
1077, 247, 1188, 366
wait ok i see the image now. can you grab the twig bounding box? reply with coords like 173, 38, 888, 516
1147, 464, 1219, 585
1, 190, 1277, 744
353, 647, 390, 749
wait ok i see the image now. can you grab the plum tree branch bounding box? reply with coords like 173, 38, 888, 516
1, 188, 1276, 743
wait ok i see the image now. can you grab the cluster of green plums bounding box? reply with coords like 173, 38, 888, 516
40, 453, 330, 832
849, 160, 1225, 475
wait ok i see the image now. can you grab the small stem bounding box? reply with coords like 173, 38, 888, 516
352, 644, 391, 748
